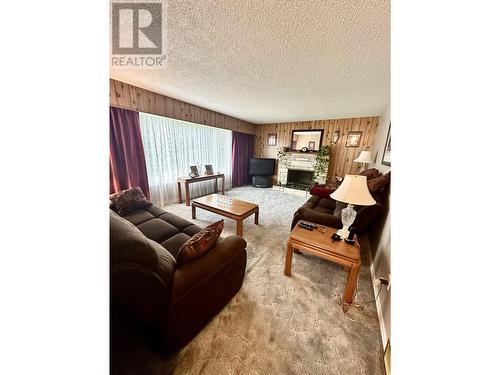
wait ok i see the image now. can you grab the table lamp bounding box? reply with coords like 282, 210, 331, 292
330, 175, 376, 239
354, 151, 373, 172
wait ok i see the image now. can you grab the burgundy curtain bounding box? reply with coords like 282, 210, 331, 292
109, 107, 150, 198
232, 131, 255, 187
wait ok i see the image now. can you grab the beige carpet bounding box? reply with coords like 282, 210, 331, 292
117, 186, 385, 375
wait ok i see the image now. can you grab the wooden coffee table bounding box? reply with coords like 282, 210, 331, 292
284, 220, 361, 304
191, 194, 259, 237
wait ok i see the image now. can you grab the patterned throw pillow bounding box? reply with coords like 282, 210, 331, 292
367, 172, 391, 193
177, 220, 224, 266
109, 187, 153, 216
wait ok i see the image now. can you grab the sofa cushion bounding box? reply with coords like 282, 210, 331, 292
161, 233, 192, 259
110, 210, 158, 269
122, 210, 155, 226
136, 218, 180, 244
360, 168, 382, 180
110, 187, 153, 216
314, 206, 334, 215
317, 198, 337, 211
121, 203, 213, 260
110, 210, 175, 284
177, 220, 224, 266
182, 224, 204, 237
146, 205, 167, 217
159, 212, 194, 231
303, 195, 321, 209
367, 172, 391, 193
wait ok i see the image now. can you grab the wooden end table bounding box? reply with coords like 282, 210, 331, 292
284, 220, 361, 304
177, 174, 225, 206
191, 194, 259, 237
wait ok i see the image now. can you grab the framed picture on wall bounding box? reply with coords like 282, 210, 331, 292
382, 123, 391, 166
268, 133, 277, 146
346, 131, 362, 147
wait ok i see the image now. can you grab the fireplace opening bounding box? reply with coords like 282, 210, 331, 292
286, 169, 314, 190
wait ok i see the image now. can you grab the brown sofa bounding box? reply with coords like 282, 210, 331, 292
110, 204, 247, 353
291, 172, 390, 235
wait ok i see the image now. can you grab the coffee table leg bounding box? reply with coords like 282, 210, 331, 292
192, 204, 196, 219
254, 208, 259, 225
236, 220, 243, 236
284, 241, 293, 276
342, 263, 360, 304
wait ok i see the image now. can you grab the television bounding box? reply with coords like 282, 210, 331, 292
249, 158, 276, 176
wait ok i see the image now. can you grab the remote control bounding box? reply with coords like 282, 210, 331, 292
303, 221, 318, 228
299, 222, 314, 231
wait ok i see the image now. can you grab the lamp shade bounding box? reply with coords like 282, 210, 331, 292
330, 175, 376, 206
354, 150, 373, 164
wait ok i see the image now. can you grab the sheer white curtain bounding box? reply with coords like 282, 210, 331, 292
139, 112, 233, 206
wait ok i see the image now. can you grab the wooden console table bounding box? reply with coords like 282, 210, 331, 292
177, 174, 225, 206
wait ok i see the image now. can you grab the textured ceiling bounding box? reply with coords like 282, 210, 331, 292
110, 0, 390, 124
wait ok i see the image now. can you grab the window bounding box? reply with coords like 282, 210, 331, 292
139, 112, 232, 206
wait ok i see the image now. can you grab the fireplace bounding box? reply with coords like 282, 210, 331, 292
286, 169, 314, 190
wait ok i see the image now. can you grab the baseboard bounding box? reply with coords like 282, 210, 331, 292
365, 240, 388, 349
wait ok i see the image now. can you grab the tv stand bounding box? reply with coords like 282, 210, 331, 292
252, 176, 272, 188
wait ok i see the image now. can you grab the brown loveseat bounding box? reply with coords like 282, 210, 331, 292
110, 204, 247, 353
291, 171, 390, 235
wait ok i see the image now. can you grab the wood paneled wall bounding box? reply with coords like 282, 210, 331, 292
255, 117, 379, 181
109, 79, 256, 135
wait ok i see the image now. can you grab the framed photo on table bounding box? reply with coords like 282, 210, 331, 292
205, 164, 214, 175
382, 124, 391, 166
268, 133, 277, 146
189, 166, 200, 178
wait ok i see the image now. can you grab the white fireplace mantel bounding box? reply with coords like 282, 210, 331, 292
278, 153, 328, 186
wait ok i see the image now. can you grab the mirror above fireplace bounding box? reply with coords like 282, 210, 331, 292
290, 130, 324, 152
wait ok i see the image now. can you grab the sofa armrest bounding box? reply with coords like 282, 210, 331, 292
171, 235, 247, 300
111, 263, 170, 323
295, 207, 343, 229
352, 203, 383, 234
159, 235, 247, 352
